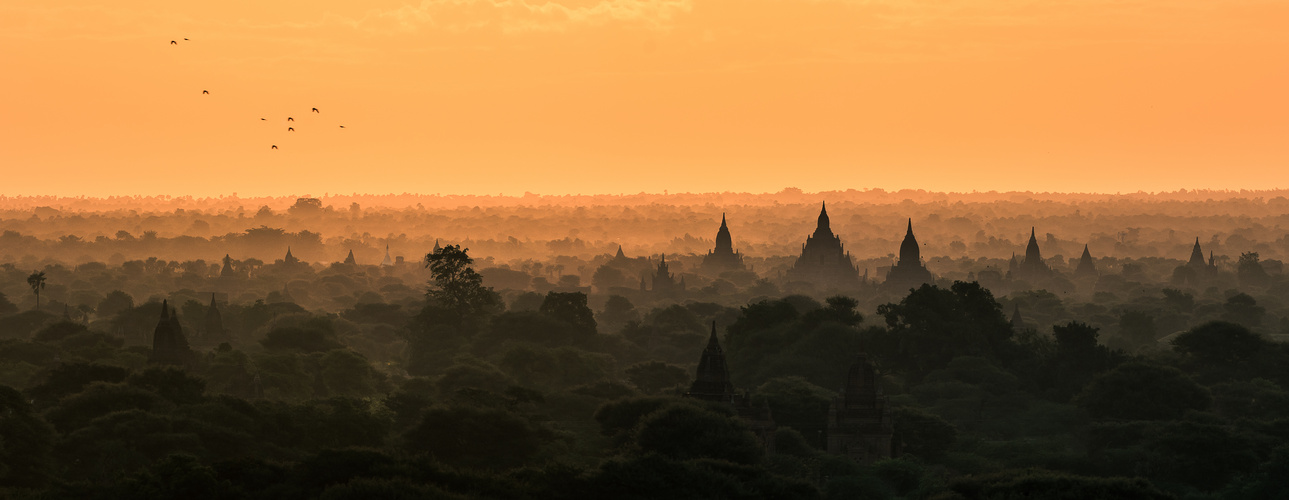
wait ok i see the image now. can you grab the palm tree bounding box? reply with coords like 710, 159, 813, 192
27, 271, 46, 310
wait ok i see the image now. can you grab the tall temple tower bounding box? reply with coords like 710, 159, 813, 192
219, 254, 237, 277
883, 219, 935, 291
1014, 228, 1053, 281
1075, 244, 1097, 278
786, 203, 860, 288
684, 322, 735, 402
1188, 238, 1208, 268
702, 213, 747, 273
149, 300, 192, 365
826, 352, 894, 463
203, 293, 228, 344
683, 323, 777, 453
649, 255, 684, 295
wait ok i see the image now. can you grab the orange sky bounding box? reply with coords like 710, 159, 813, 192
2, 0, 1287, 197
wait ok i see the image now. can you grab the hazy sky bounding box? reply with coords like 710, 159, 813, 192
3, 1, 1286, 197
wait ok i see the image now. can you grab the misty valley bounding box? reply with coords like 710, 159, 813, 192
0, 190, 1287, 499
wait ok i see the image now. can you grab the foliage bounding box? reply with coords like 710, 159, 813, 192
1075, 363, 1211, 420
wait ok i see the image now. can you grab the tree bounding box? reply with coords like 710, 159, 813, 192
1117, 310, 1157, 347
1221, 293, 1265, 328
874, 282, 1015, 382
1172, 321, 1267, 366
0, 385, 54, 487
1237, 251, 1270, 287
97, 290, 134, 318
424, 245, 500, 325
624, 361, 690, 395
1075, 363, 1210, 420
539, 291, 597, 338
27, 270, 46, 310
632, 404, 765, 465
891, 407, 957, 458
0, 292, 17, 316
598, 295, 640, 332
403, 406, 544, 470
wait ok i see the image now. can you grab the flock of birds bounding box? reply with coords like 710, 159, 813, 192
171, 38, 345, 150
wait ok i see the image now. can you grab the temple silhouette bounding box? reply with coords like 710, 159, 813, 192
1074, 244, 1097, 278
826, 351, 894, 463
786, 203, 860, 288
1008, 228, 1054, 283
683, 323, 776, 453
645, 255, 686, 295
882, 219, 935, 292
701, 214, 746, 274
149, 300, 192, 365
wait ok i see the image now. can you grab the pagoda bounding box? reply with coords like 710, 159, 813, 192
786, 203, 860, 288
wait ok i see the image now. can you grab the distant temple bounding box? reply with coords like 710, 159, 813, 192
1075, 244, 1097, 278
343, 249, 357, 265
1010, 302, 1027, 331
1011, 228, 1053, 282
883, 219, 935, 291
149, 300, 191, 365
684, 323, 776, 453
786, 203, 860, 288
701, 214, 746, 273
826, 352, 894, 463
684, 323, 735, 402
1174, 237, 1216, 286
1188, 238, 1208, 268
648, 255, 686, 295
203, 294, 228, 344
219, 254, 237, 277
284, 246, 300, 265
381, 245, 395, 267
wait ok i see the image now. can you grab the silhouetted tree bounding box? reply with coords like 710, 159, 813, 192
27, 270, 46, 310
874, 282, 1014, 382
1076, 363, 1210, 420
539, 291, 597, 338
424, 245, 500, 325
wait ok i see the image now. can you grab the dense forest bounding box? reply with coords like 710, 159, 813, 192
1, 193, 1287, 499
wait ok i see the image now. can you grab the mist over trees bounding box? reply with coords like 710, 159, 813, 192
0, 190, 1288, 498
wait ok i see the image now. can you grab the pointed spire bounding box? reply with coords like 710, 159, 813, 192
705, 321, 721, 352
615, 245, 625, 259
210, 293, 217, 307
159, 299, 170, 319
1189, 238, 1207, 267
899, 218, 920, 266
720, 213, 727, 228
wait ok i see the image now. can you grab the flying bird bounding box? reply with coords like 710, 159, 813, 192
184, 38, 189, 40
271, 145, 278, 149
287, 117, 294, 122
202, 90, 209, 94
339, 125, 345, 128
311, 108, 319, 113
288, 127, 294, 132
170, 40, 177, 45
260, 118, 266, 121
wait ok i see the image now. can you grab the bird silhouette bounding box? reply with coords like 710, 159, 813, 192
287, 117, 294, 122
339, 125, 345, 128
287, 127, 294, 132
271, 145, 278, 149
260, 118, 266, 121
311, 108, 319, 113
170, 40, 177, 45
184, 38, 189, 41
202, 90, 209, 94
